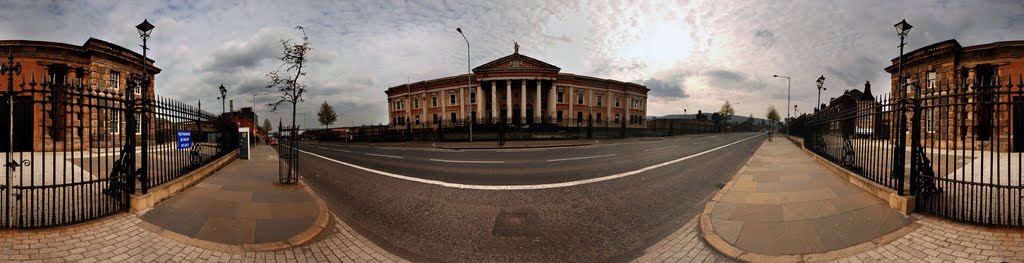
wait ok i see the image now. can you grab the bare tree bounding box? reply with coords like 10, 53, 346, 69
266, 26, 311, 136
767, 105, 781, 129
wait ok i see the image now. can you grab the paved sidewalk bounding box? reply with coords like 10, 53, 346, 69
700, 139, 912, 261
139, 145, 326, 250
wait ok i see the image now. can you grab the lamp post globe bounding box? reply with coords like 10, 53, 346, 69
816, 75, 826, 112
218, 84, 227, 114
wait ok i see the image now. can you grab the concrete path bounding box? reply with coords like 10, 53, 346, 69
700, 138, 913, 261
139, 145, 328, 251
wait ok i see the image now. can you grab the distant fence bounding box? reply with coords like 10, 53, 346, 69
297, 117, 761, 143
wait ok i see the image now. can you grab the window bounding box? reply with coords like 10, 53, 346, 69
557, 111, 563, 122
110, 71, 120, 91
451, 112, 457, 121
450, 94, 456, 105
597, 95, 603, 106
414, 98, 420, 109
109, 111, 120, 134
927, 71, 937, 90
616, 97, 621, 107
135, 113, 142, 135
615, 114, 620, 123
432, 96, 438, 107
577, 93, 584, 105
470, 92, 476, 104
577, 111, 583, 122
926, 108, 935, 133
415, 115, 420, 124
134, 78, 142, 95
433, 114, 439, 124
596, 113, 602, 121
557, 91, 564, 103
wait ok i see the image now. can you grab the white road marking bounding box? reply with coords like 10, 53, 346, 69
644, 145, 679, 152
494, 149, 546, 152
364, 153, 403, 159
546, 154, 616, 162
429, 159, 505, 164
289, 133, 762, 190
333, 149, 352, 153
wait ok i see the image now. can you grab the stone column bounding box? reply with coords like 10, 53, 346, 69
535, 80, 542, 122
625, 95, 630, 127
459, 87, 465, 124
476, 84, 482, 123
568, 86, 574, 122
548, 83, 556, 123
588, 89, 594, 120
490, 82, 497, 123
506, 80, 512, 123
521, 79, 527, 124
607, 90, 611, 125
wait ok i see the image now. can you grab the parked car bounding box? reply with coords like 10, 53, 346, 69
269, 138, 279, 146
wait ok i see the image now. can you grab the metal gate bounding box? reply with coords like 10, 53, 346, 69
0, 54, 137, 228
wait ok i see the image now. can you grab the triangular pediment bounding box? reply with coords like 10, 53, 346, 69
473, 53, 560, 73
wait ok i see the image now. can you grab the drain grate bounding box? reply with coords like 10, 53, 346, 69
714, 182, 726, 189
492, 209, 541, 237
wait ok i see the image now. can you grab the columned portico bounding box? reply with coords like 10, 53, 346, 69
520, 80, 527, 124
535, 81, 542, 123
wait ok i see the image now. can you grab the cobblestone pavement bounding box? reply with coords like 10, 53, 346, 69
0, 212, 407, 263
834, 214, 1024, 263
630, 215, 736, 262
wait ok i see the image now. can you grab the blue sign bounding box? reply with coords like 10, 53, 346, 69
177, 130, 192, 149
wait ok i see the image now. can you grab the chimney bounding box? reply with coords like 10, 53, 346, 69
230, 100, 234, 112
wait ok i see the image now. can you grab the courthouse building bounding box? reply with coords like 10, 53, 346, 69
0, 38, 159, 151
884, 39, 1024, 151
385, 45, 649, 128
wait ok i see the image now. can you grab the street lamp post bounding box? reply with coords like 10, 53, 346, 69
894, 19, 913, 195
457, 27, 473, 142
773, 74, 791, 136
816, 75, 826, 112
217, 84, 227, 114
135, 19, 154, 194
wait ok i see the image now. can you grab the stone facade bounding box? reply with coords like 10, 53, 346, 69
384, 51, 649, 128
0, 38, 160, 151
884, 39, 1024, 151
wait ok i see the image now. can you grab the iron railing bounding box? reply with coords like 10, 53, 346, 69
309, 117, 754, 143
802, 75, 1024, 227
0, 54, 236, 228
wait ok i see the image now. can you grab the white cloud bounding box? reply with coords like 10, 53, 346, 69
1, 0, 1021, 125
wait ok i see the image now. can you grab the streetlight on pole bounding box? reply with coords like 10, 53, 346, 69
135, 19, 154, 194
893, 19, 913, 195
773, 74, 791, 136
217, 84, 227, 114
815, 75, 826, 112
457, 27, 473, 142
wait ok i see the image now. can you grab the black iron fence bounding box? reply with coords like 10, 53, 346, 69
310, 117, 751, 143
0, 55, 236, 229
801, 75, 1024, 227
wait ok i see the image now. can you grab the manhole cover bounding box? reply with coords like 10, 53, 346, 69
493, 209, 541, 237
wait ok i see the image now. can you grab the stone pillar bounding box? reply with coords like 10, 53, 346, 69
490, 82, 497, 123
521, 79, 527, 124
422, 92, 427, 125
535, 80, 542, 122
568, 86, 574, 122
549, 83, 556, 123
588, 89, 594, 119
476, 84, 482, 123
506, 80, 512, 123
459, 87, 465, 124
607, 90, 611, 125
625, 95, 630, 127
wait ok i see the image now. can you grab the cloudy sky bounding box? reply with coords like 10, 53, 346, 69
2, 0, 1023, 127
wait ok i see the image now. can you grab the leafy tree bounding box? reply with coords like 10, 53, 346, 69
266, 26, 311, 139
317, 101, 337, 129
262, 118, 273, 134
767, 105, 781, 129
718, 101, 735, 123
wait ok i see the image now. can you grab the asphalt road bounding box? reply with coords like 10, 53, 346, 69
294, 132, 765, 262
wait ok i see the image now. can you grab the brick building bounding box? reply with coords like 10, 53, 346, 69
222, 106, 259, 141
884, 39, 1024, 151
0, 38, 159, 151
384, 47, 649, 128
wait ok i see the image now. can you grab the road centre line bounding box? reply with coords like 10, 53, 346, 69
644, 145, 679, 152
429, 159, 505, 164
289, 133, 762, 190
547, 154, 616, 162
364, 153, 403, 159
333, 149, 352, 153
